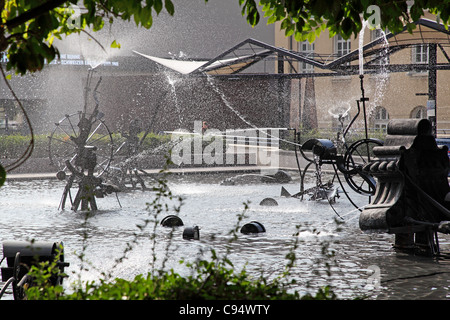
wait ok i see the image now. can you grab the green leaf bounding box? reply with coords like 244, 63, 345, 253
267, 14, 278, 24
154, 0, 163, 14
306, 30, 316, 43
111, 40, 121, 49
165, 0, 175, 15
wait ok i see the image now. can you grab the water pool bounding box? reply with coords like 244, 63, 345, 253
1, 171, 450, 300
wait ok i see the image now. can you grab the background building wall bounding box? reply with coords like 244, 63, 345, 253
0, 1, 278, 135
276, 13, 450, 136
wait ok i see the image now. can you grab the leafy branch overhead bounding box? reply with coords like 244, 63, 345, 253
1, 0, 449, 76
237, 0, 450, 42
0, 0, 176, 75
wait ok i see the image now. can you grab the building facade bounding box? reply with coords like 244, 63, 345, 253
275, 12, 450, 137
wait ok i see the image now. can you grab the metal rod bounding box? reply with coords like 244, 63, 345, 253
359, 75, 371, 162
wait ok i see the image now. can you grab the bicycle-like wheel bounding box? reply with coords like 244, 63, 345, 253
48, 111, 114, 178
342, 138, 383, 196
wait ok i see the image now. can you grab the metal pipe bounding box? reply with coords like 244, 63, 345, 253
0, 277, 15, 298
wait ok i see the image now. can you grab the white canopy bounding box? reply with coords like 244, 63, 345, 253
133, 49, 271, 75
133, 51, 208, 74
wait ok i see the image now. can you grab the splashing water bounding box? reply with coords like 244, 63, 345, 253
205, 75, 300, 148
206, 75, 254, 128
356, 26, 391, 120
359, 20, 369, 76
328, 102, 352, 119
358, 20, 390, 120
166, 73, 183, 127
370, 29, 390, 116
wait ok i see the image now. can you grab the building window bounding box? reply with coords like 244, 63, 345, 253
335, 35, 351, 61
411, 106, 427, 119
412, 44, 428, 64
298, 41, 315, 73
374, 106, 389, 132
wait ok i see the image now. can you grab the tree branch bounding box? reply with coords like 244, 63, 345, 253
5, 0, 69, 29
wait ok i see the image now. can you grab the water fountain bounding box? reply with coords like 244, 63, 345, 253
295, 22, 383, 211
3, 15, 450, 301
47, 70, 122, 211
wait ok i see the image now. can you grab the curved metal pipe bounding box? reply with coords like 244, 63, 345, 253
0, 277, 15, 298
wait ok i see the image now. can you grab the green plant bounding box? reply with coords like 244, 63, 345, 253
239, 0, 449, 42
27, 252, 303, 300
0, 132, 172, 159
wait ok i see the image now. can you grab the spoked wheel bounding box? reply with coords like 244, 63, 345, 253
342, 138, 383, 196
48, 111, 114, 178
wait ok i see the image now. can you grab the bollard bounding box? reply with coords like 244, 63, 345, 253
240, 221, 266, 234
161, 215, 184, 227
259, 198, 278, 206
183, 226, 200, 240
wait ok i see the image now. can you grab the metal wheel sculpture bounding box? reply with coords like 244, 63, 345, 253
105, 118, 151, 191
294, 77, 384, 211
48, 111, 114, 178
342, 138, 382, 196
48, 70, 117, 211
298, 136, 382, 201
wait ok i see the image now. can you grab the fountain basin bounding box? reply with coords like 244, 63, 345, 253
1, 169, 450, 300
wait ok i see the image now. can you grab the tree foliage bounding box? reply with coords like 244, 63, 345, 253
238, 0, 450, 41
1, 0, 176, 75
1, 0, 449, 77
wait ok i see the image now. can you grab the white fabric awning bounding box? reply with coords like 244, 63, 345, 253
133, 49, 271, 75
133, 51, 209, 74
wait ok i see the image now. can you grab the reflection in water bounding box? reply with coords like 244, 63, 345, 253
1, 172, 450, 299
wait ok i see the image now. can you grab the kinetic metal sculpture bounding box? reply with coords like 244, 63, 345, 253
48, 70, 118, 211
295, 76, 383, 207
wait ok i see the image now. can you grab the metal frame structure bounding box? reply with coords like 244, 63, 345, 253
135, 18, 450, 77
135, 18, 450, 134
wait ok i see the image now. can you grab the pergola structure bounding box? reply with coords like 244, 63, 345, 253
134, 18, 450, 134
135, 18, 450, 76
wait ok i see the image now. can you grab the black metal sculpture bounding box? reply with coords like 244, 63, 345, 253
359, 118, 450, 255
0, 241, 69, 300
51, 70, 119, 211
297, 99, 382, 205
107, 119, 150, 191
